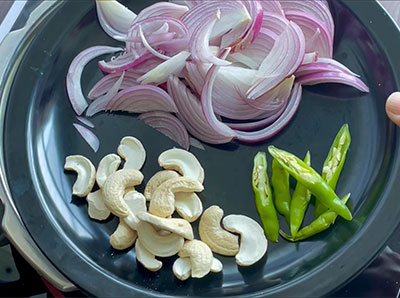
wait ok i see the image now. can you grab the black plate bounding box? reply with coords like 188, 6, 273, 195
1, 0, 400, 297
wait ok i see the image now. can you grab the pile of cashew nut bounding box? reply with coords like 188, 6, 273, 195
64, 136, 268, 280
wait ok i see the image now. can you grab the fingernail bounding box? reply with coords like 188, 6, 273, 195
386, 92, 400, 115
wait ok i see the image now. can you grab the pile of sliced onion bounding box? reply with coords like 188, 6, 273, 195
66, 0, 369, 151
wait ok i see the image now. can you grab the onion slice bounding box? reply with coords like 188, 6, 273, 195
247, 21, 305, 99
296, 71, 369, 92
137, 50, 190, 85
76, 116, 95, 128
260, 1, 284, 16
88, 71, 139, 99
107, 85, 178, 113
86, 72, 125, 117
98, 52, 152, 73
133, 2, 189, 24
234, 83, 303, 142
95, 0, 136, 41
66, 46, 123, 115
73, 123, 100, 152
138, 111, 190, 149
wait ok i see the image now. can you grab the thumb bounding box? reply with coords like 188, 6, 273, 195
386, 92, 400, 127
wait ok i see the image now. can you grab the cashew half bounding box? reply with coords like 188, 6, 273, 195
118, 136, 146, 170
64, 155, 96, 197
137, 221, 184, 257
178, 240, 213, 278
199, 206, 239, 256
136, 212, 193, 240
86, 189, 110, 220
222, 214, 268, 266
210, 257, 223, 273
144, 170, 179, 200
96, 153, 121, 188
173, 257, 191, 281
135, 239, 162, 272
123, 191, 147, 230
175, 192, 203, 222
149, 177, 203, 218
158, 148, 204, 184
110, 220, 137, 250
103, 169, 144, 217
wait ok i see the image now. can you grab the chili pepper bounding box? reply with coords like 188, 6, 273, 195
314, 124, 351, 218
289, 151, 311, 237
280, 193, 350, 241
252, 152, 279, 242
271, 158, 291, 224
268, 146, 352, 221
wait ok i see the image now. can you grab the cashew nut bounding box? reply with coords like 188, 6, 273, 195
86, 189, 110, 220
178, 240, 213, 278
222, 214, 268, 266
110, 220, 137, 250
144, 170, 179, 200
158, 148, 204, 184
118, 136, 146, 170
137, 221, 184, 257
64, 155, 96, 197
175, 192, 203, 222
199, 206, 239, 256
135, 239, 162, 272
96, 153, 121, 188
103, 169, 144, 217
123, 191, 147, 230
210, 257, 223, 273
172, 257, 191, 281
149, 177, 203, 218
136, 212, 193, 240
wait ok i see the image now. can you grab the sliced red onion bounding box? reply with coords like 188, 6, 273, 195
285, 10, 333, 58
222, 1, 264, 53
296, 71, 369, 92
181, 1, 251, 40
133, 2, 189, 24
139, 25, 171, 60
73, 123, 100, 152
170, 0, 203, 9
260, 1, 284, 16
234, 83, 302, 142
127, 17, 189, 54
279, 0, 334, 40
75, 116, 95, 128
189, 137, 205, 150
240, 75, 294, 112
66, 46, 123, 115
88, 71, 139, 99
168, 76, 233, 144
138, 111, 190, 150
295, 59, 360, 77
316, 58, 360, 77
302, 51, 319, 65
201, 48, 236, 138
228, 52, 259, 69
261, 11, 290, 35
137, 51, 190, 85
247, 21, 305, 99
95, 0, 136, 41
107, 85, 178, 113
189, 10, 232, 66
98, 52, 152, 73
86, 72, 125, 117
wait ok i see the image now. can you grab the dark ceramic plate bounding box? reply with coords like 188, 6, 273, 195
1, 0, 400, 297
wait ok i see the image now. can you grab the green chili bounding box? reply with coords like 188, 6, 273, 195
289, 151, 311, 237
271, 158, 291, 224
280, 193, 350, 241
315, 124, 351, 218
268, 146, 352, 221
252, 152, 279, 242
